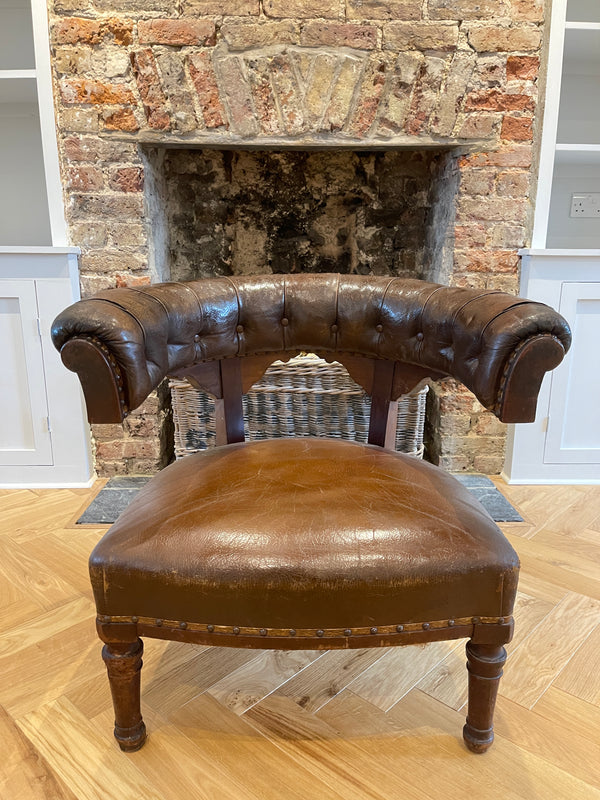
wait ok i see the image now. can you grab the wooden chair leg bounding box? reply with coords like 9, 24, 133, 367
463, 641, 506, 753
102, 638, 147, 752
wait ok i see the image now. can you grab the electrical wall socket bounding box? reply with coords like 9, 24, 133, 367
570, 193, 600, 218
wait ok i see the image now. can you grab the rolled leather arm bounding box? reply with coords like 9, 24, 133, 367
51, 274, 571, 424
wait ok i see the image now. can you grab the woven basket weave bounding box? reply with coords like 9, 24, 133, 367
170, 354, 428, 459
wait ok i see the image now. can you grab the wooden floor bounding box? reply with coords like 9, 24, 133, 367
1, 479, 600, 799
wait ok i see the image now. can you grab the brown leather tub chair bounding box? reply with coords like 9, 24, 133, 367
51, 274, 571, 754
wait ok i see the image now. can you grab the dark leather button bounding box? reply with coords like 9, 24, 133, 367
281, 318, 289, 327
416, 332, 424, 341
331, 324, 338, 333
193, 334, 200, 342
236, 325, 244, 334
375, 324, 383, 333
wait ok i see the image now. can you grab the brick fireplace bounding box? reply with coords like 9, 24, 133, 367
48, 0, 545, 476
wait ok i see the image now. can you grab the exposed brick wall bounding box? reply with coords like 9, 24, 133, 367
48, 0, 545, 476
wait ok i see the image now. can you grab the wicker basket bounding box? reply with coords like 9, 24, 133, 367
170, 355, 428, 459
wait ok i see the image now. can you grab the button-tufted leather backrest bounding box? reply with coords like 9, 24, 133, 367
51, 274, 571, 429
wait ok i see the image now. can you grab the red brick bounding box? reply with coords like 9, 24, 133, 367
110, 167, 144, 193
465, 89, 534, 112
301, 22, 378, 50
106, 18, 135, 46
115, 273, 152, 288
496, 170, 530, 196
458, 195, 529, 221
454, 223, 487, 248
60, 79, 136, 105
130, 49, 171, 130
467, 24, 542, 52
63, 135, 100, 162
188, 52, 228, 130
53, 18, 102, 45
506, 55, 539, 81
221, 21, 299, 50
102, 108, 140, 131
454, 249, 519, 273
459, 144, 532, 168
264, 0, 339, 19
457, 113, 497, 139
510, 0, 544, 23
182, 0, 258, 13
384, 21, 458, 51
501, 115, 533, 141
66, 165, 104, 191
347, 0, 421, 20
138, 19, 216, 46
428, 0, 507, 20
349, 60, 387, 137
79, 250, 147, 273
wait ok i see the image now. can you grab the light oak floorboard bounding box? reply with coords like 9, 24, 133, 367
274, 647, 386, 713
171, 693, 350, 800
552, 623, 600, 704
208, 649, 324, 715
499, 591, 600, 708
0, 705, 77, 800
348, 639, 461, 711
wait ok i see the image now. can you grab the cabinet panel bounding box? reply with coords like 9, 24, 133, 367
544, 282, 600, 464
0, 279, 52, 465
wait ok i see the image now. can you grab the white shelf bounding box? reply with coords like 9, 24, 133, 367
555, 144, 600, 164
0, 69, 37, 79
565, 21, 600, 30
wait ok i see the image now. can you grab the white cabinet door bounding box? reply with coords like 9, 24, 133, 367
0, 279, 53, 465
544, 282, 600, 464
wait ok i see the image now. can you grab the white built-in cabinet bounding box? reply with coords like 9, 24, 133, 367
0, 0, 92, 486
504, 0, 600, 483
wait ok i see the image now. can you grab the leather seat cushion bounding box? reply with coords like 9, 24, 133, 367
89, 439, 519, 630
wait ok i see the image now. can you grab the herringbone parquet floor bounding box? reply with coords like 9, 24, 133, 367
1, 479, 599, 799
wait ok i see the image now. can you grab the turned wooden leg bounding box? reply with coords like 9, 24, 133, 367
102, 638, 147, 752
463, 642, 506, 754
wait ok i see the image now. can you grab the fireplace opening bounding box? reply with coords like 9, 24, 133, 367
141, 146, 462, 286
139, 145, 464, 468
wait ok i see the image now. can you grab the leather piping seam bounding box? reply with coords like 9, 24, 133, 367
98, 614, 512, 637
417, 284, 444, 353
493, 332, 564, 414
225, 277, 243, 356
478, 300, 541, 343
91, 298, 147, 348
333, 273, 340, 348
376, 277, 396, 357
